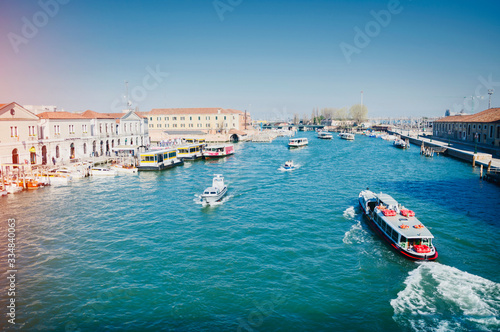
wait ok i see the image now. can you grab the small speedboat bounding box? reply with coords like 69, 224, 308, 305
201, 174, 227, 205
393, 138, 409, 149
282, 160, 295, 170
339, 132, 355, 140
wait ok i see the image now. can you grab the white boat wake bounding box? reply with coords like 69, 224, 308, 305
391, 262, 500, 331
342, 206, 372, 245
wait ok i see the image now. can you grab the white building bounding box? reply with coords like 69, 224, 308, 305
0, 102, 40, 165
0, 102, 149, 166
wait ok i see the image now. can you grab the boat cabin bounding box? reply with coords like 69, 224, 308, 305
176, 143, 205, 160
138, 148, 180, 170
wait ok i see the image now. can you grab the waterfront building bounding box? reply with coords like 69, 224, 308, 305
0, 102, 150, 166
0, 102, 40, 165
433, 108, 500, 147
147, 108, 251, 138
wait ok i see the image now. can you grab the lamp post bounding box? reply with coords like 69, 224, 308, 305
474, 133, 478, 154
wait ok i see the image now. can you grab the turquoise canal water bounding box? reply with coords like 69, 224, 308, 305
1, 132, 499, 331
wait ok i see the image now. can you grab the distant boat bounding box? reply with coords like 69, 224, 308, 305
201, 174, 227, 205
282, 160, 296, 170
288, 138, 308, 148
358, 189, 438, 261
317, 131, 333, 139
339, 132, 355, 140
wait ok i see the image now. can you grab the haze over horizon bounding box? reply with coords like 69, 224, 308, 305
1, 0, 499, 120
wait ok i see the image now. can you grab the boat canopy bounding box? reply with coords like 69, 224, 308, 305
377, 193, 399, 208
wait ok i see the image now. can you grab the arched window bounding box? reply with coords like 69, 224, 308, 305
56, 145, 60, 158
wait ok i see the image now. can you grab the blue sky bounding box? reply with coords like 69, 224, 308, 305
1, 0, 499, 119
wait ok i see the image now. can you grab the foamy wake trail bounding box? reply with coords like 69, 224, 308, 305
342, 206, 370, 245
391, 262, 500, 331
343, 206, 356, 219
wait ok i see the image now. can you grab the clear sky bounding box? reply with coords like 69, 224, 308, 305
1, 0, 499, 120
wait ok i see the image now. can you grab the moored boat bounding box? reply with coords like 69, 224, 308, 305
203, 144, 234, 159
358, 190, 438, 261
288, 137, 308, 148
177, 143, 206, 160
90, 167, 118, 176
393, 138, 409, 149
338, 132, 355, 140
110, 163, 138, 174
201, 174, 227, 205
138, 148, 184, 171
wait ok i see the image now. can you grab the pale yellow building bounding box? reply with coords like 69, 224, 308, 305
147, 108, 251, 134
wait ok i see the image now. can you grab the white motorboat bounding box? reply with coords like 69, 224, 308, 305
201, 174, 227, 205
317, 131, 333, 139
393, 138, 409, 149
282, 160, 296, 170
110, 163, 138, 174
338, 132, 355, 140
288, 138, 308, 148
90, 167, 118, 176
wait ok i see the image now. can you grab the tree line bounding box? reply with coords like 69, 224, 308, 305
292, 104, 368, 125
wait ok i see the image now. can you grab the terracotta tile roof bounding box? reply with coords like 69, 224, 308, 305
149, 108, 244, 115
81, 110, 125, 119
0, 104, 7, 109
37, 111, 87, 119
435, 108, 500, 123
135, 112, 149, 118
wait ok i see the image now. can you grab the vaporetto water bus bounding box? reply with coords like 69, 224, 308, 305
358, 190, 438, 261
176, 143, 205, 161
203, 144, 235, 159
138, 148, 183, 171
288, 137, 308, 148
339, 132, 355, 140
317, 131, 333, 139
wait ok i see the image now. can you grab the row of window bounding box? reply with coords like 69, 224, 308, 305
436, 123, 500, 139
151, 115, 236, 121
374, 213, 401, 243
150, 123, 236, 129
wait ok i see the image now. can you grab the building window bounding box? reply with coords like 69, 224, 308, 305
224, 116, 226, 120
189, 116, 192, 120
82, 124, 88, 133
216, 116, 218, 120
198, 116, 201, 120
173, 117, 177, 121
157, 124, 161, 128
181, 124, 185, 127
206, 123, 210, 128
165, 124, 169, 128
490, 125, 494, 138
165, 117, 169, 121
69, 125, 75, 134
54, 125, 60, 135
180, 117, 185, 120
206, 116, 210, 120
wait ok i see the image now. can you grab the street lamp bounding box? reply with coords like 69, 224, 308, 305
474, 133, 479, 154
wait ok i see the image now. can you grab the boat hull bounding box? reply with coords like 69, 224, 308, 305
358, 201, 438, 261
201, 186, 227, 204
138, 159, 184, 171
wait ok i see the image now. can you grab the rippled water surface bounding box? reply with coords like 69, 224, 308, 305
1, 132, 499, 331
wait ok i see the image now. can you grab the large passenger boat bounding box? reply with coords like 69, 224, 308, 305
358, 190, 438, 261
317, 131, 333, 139
203, 144, 234, 159
339, 132, 355, 140
288, 138, 308, 148
138, 148, 183, 171
176, 143, 205, 161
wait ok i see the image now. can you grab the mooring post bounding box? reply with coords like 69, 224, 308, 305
480, 165, 483, 179
472, 155, 476, 167
487, 160, 492, 173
